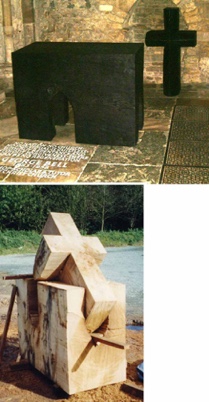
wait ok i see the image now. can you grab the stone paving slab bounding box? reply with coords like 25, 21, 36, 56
169, 121, 209, 141
0, 96, 16, 120
78, 163, 162, 183
162, 103, 209, 184
0, 139, 96, 183
161, 166, 209, 184
144, 98, 176, 110
89, 131, 168, 166
0, 116, 19, 137
166, 140, 209, 167
173, 105, 209, 122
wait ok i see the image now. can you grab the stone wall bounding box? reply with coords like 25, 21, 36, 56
124, 0, 209, 84
0, 0, 209, 90
34, 0, 128, 42
0, 0, 35, 89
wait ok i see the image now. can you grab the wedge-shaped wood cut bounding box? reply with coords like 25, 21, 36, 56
33, 212, 115, 332
59, 252, 116, 332
16, 279, 126, 395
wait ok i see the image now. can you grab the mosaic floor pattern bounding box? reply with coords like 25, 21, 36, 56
161, 99, 209, 184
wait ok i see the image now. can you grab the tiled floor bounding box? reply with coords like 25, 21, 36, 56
160, 100, 209, 183
0, 83, 209, 183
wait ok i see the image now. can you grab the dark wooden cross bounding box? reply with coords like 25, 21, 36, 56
145, 7, 197, 96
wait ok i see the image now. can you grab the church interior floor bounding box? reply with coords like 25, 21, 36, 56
0, 83, 209, 183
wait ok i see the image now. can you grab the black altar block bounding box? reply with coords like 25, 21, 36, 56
12, 42, 144, 146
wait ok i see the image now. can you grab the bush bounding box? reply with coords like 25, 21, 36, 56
0, 230, 41, 255
94, 229, 143, 247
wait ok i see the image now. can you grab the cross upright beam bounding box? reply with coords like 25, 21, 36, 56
145, 7, 197, 96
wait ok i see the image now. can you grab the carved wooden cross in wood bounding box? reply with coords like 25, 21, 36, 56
145, 7, 197, 96
33, 212, 116, 333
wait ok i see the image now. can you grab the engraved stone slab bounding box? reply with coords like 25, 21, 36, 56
0, 140, 95, 182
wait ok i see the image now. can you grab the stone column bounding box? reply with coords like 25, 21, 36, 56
0, 1, 6, 63
2, 0, 13, 63
11, 0, 25, 51
22, 0, 35, 45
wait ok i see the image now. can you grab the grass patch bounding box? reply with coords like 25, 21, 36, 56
0, 230, 41, 255
0, 229, 143, 255
93, 229, 143, 247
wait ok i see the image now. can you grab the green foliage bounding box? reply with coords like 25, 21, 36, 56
94, 229, 143, 247
0, 230, 41, 255
0, 185, 143, 233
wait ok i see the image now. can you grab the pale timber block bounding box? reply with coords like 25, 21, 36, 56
82, 236, 107, 265
38, 282, 126, 395
33, 211, 116, 332
103, 281, 126, 344
35, 282, 87, 391
33, 235, 71, 280
42, 212, 81, 240
43, 213, 107, 264
33, 212, 106, 280
69, 340, 126, 394
43, 212, 107, 265
69, 301, 126, 394
59, 253, 116, 333
16, 278, 38, 358
16, 280, 126, 395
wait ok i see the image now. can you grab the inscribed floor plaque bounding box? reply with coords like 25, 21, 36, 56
0, 140, 96, 183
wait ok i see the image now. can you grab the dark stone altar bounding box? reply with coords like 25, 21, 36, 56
12, 42, 144, 146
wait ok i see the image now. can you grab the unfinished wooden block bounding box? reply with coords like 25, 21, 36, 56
33, 212, 115, 332
59, 253, 116, 332
82, 236, 107, 265
16, 279, 126, 395
33, 235, 71, 280
41, 212, 81, 239
33, 212, 107, 280
16, 278, 39, 357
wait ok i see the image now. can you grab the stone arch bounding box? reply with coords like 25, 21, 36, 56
49, 90, 76, 139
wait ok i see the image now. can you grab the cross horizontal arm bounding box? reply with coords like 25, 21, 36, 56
146, 30, 196, 47
146, 30, 168, 46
